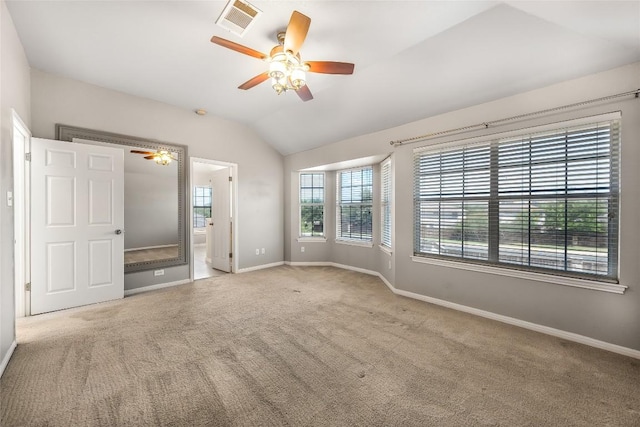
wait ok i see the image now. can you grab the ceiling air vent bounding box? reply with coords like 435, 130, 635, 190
215, 0, 262, 37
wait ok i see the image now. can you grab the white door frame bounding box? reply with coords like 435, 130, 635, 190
190, 157, 238, 279
12, 109, 31, 317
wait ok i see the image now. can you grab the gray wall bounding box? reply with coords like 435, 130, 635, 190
0, 0, 31, 370
30, 69, 284, 290
284, 62, 640, 352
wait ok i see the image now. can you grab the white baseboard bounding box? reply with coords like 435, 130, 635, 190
286, 261, 332, 267
287, 261, 640, 360
124, 279, 192, 296
0, 340, 17, 378
237, 261, 285, 273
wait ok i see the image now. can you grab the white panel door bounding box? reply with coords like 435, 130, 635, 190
211, 168, 231, 272
31, 138, 124, 314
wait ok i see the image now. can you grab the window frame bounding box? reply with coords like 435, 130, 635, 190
412, 113, 624, 293
193, 185, 212, 229
336, 166, 374, 245
299, 172, 326, 240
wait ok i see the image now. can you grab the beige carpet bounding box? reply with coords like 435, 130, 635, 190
1, 266, 639, 426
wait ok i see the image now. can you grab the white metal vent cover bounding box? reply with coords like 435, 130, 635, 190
215, 0, 262, 37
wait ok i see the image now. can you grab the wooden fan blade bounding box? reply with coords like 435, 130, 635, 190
210, 36, 268, 60
131, 150, 155, 155
143, 155, 155, 160
238, 72, 270, 90
306, 61, 355, 75
284, 11, 311, 55
296, 85, 313, 102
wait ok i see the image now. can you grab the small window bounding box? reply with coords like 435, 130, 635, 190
380, 158, 392, 248
337, 167, 373, 242
193, 186, 212, 229
300, 173, 325, 237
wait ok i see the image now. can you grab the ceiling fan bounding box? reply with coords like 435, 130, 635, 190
211, 10, 355, 102
130, 150, 176, 166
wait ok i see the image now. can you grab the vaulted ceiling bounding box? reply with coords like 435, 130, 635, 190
6, 1, 640, 155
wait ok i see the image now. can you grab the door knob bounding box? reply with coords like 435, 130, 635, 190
115, 229, 123, 235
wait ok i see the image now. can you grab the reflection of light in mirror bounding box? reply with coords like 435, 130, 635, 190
154, 151, 174, 165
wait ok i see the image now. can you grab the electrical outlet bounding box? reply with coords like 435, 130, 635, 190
261, 248, 265, 254
301, 246, 305, 253
255, 248, 260, 255
154, 269, 164, 276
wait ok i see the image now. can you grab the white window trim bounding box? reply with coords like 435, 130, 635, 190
299, 171, 326, 239
379, 244, 392, 255
193, 185, 212, 229
411, 256, 626, 294
413, 111, 622, 285
297, 236, 327, 243
335, 238, 374, 248
336, 166, 374, 243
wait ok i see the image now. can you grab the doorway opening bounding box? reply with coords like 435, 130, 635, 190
190, 158, 238, 280
12, 110, 31, 318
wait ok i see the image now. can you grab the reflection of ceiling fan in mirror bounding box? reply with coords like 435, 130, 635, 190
211, 10, 355, 102
130, 150, 177, 166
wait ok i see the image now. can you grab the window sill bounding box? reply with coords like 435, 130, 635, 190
410, 256, 627, 294
379, 245, 393, 256
335, 239, 374, 248
194, 229, 207, 235
297, 237, 327, 243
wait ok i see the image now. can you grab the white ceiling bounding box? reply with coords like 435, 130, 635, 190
6, 1, 640, 155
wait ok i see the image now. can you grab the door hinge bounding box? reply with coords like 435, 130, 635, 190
228, 176, 232, 182
25, 282, 31, 291
25, 152, 31, 162
229, 252, 233, 258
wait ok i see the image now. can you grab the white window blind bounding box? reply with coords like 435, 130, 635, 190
300, 173, 325, 237
337, 167, 373, 241
381, 158, 392, 248
414, 118, 620, 282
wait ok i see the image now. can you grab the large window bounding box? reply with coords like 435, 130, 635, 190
300, 173, 325, 237
380, 158, 392, 248
193, 186, 212, 229
337, 167, 373, 242
414, 118, 619, 281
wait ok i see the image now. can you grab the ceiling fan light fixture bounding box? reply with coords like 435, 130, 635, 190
290, 68, 306, 90
154, 151, 173, 166
268, 59, 287, 80
267, 51, 306, 94
210, 10, 354, 102
271, 77, 286, 95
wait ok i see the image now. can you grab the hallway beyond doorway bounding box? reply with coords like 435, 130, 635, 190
193, 244, 226, 280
